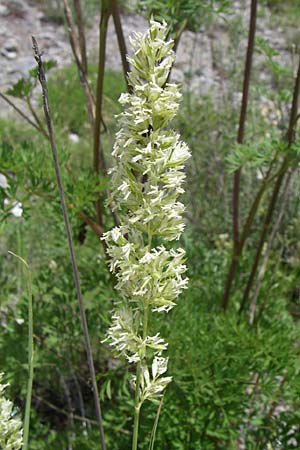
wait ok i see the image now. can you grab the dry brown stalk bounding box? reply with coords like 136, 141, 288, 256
233, 0, 257, 251
111, 0, 131, 92
0, 92, 46, 135
63, 0, 95, 126
32, 36, 106, 450
73, 0, 88, 74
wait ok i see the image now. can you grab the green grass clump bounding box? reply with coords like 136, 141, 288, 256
47, 64, 126, 137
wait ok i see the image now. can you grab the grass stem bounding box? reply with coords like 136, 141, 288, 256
32, 36, 106, 450
8, 251, 33, 450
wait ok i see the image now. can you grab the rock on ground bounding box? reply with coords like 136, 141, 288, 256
0, 0, 298, 115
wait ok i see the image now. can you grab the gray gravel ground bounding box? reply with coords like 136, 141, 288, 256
0, 0, 298, 107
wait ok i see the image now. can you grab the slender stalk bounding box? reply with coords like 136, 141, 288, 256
165, 19, 187, 85
16, 225, 23, 296
62, 0, 82, 71
72, 371, 90, 430
34, 394, 101, 426
73, 0, 88, 74
233, 0, 257, 251
64, 0, 121, 233
173, 19, 187, 54
286, 60, 300, 146
111, 0, 131, 92
222, 50, 300, 311
94, 0, 110, 174
132, 304, 149, 450
221, 0, 257, 310
239, 164, 287, 313
32, 36, 106, 450
221, 163, 277, 310
132, 365, 142, 450
60, 375, 75, 450
63, 0, 95, 127
78, 210, 103, 237
93, 0, 111, 225
239, 55, 300, 314
0, 92, 41, 133
249, 171, 292, 324
63, 0, 120, 245
149, 395, 164, 450
8, 252, 33, 450
255, 241, 284, 322
132, 232, 152, 450
26, 97, 49, 139
23, 260, 33, 450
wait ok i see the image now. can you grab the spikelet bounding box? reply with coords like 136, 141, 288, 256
103, 20, 191, 404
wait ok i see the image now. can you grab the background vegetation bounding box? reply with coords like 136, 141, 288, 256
1, 0, 300, 449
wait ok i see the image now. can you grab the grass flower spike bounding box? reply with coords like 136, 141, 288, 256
103, 19, 191, 449
0, 373, 23, 450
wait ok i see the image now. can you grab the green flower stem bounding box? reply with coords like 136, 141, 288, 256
23, 260, 33, 450
132, 232, 151, 450
104, 20, 190, 449
149, 395, 164, 450
132, 304, 150, 450
132, 365, 141, 450
8, 251, 33, 450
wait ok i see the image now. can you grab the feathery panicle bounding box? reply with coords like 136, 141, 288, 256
0, 373, 23, 450
103, 19, 190, 407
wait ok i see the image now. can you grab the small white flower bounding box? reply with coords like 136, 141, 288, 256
139, 357, 172, 403
15, 318, 24, 325
111, 227, 121, 242
11, 202, 23, 218
4, 200, 23, 218
49, 260, 58, 270
118, 181, 131, 200
69, 132, 80, 143
103, 19, 190, 404
0, 174, 9, 189
0, 373, 23, 450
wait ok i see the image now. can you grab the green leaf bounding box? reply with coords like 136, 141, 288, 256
256, 37, 279, 59
226, 137, 281, 173
6, 78, 33, 98
106, 379, 112, 400
29, 59, 57, 79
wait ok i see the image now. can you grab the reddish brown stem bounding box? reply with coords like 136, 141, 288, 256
221, 161, 279, 311
239, 56, 300, 314
249, 170, 292, 324
93, 1, 111, 174
111, 0, 131, 92
233, 0, 257, 251
79, 211, 103, 237
73, 0, 88, 74
93, 0, 111, 226
165, 19, 187, 85
221, 181, 266, 310
238, 163, 287, 314
63, 0, 95, 126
